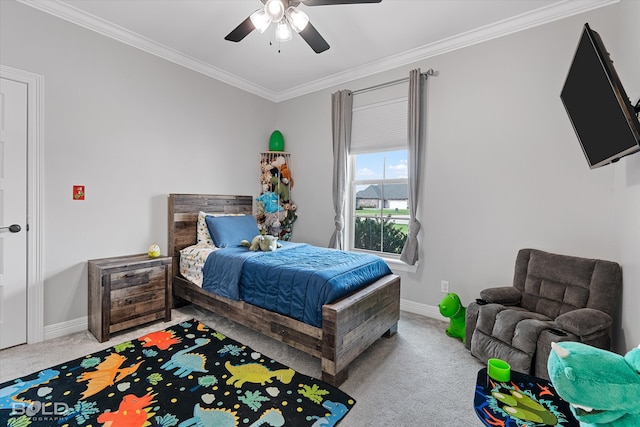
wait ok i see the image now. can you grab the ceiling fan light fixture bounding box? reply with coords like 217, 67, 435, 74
286, 7, 309, 33
225, 0, 333, 53
249, 9, 271, 33
275, 19, 293, 42
265, 0, 285, 22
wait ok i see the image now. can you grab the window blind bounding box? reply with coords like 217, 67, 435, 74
350, 97, 407, 154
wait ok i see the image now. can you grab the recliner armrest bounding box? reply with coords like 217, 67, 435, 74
554, 308, 612, 339
479, 287, 521, 306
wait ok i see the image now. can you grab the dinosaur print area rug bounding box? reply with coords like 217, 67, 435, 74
0, 319, 355, 427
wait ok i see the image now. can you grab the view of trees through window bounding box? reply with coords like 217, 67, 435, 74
351, 150, 408, 255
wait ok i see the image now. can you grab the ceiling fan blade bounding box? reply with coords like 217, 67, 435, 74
302, 0, 381, 5
225, 16, 255, 42
298, 22, 330, 53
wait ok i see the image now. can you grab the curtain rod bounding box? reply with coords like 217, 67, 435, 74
351, 68, 434, 95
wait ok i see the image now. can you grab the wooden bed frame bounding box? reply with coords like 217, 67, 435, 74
168, 193, 400, 386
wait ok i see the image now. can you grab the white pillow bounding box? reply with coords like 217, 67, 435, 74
197, 211, 215, 246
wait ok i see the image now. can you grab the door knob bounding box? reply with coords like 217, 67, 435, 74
0, 224, 21, 233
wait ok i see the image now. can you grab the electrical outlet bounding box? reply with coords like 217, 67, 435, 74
441, 280, 450, 293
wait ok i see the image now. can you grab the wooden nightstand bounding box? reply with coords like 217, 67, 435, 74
88, 254, 172, 342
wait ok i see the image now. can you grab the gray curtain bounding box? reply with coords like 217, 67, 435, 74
400, 69, 424, 265
329, 90, 353, 249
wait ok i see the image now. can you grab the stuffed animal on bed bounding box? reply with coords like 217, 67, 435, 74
438, 292, 466, 343
241, 234, 282, 252
547, 341, 640, 427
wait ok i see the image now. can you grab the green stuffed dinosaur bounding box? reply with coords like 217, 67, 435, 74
547, 341, 640, 427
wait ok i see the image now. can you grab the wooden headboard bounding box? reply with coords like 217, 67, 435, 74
167, 194, 253, 275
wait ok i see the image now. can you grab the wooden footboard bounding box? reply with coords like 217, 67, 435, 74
168, 193, 401, 386
321, 274, 400, 384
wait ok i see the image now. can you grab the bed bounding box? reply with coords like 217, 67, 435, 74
168, 193, 401, 386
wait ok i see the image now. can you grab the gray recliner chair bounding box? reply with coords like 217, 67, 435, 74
465, 248, 622, 380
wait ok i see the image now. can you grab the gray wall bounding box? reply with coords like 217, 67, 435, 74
278, 3, 639, 353
2, 0, 638, 353
0, 1, 275, 326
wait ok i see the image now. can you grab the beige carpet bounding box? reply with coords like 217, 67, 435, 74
0, 305, 485, 426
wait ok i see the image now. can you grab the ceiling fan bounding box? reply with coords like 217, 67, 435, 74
224, 0, 382, 54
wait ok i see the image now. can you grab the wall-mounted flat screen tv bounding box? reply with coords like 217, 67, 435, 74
561, 23, 640, 169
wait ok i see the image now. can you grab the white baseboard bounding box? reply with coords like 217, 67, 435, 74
44, 316, 88, 341
400, 299, 444, 321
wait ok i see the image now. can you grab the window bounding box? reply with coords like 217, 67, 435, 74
349, 95, 409, 256
351, 150, 408, 256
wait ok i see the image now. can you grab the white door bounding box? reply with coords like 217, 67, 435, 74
0, 77, 28, 349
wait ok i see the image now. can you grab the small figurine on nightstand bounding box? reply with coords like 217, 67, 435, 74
148, 244, 161, 258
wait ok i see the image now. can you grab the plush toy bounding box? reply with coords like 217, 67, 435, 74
438, 292, 466, 343
269, 175, 290, 202
279, 162, 294, 188
260, 162, 273, 192
271, 155, 286, 169
548, 341, 640, 427
270, 156, 294, 189
241, 234, 282, 252
256, 191, 282, 213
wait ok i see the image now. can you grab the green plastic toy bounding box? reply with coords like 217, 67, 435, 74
438, 292, 466, 343
269, 130, 284, 151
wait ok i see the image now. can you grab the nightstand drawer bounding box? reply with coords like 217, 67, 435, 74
110, 273, 167, 327
111, 266, 165, 289
88, 254, 172, 342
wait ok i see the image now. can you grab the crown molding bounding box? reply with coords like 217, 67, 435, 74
18, 0, 617, 103
275, 0, 618, 101
16, 0, 279, 100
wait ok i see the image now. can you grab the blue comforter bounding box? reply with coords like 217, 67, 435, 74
201, 242, 392, 327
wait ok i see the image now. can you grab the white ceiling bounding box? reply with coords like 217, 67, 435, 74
19, 0, 614, 101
